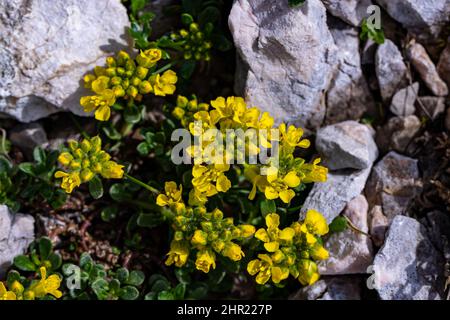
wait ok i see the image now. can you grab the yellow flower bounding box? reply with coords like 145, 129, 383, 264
0, 282, 16, 300
222, 242, 244, 261
302, 209, 329, 236
265, 213, 280, 229
271, 266, 290, 284
156, 181, 184, 213
238, 224, 256, 238
247, 254, 273, 285
150, 70, 178, 96
101, 161, 124, 179
297, 259, 320, 286
80, 89, 116, 121
136, 48, 162, 68
279, 123, 310, 150
310, 243, 329, 260
195, 249, 216, 273
191, 230, 208, 247
28, 267, 63, 299
299, 158, 328, 183
54, 171, 81, 194
165, 240, 190, 267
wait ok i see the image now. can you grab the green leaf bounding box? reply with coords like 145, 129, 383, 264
212, 34, 232, 52
124, 104, 142, 124
0, 155, 13, 172
131, 0, 148, 16
33, 147, 46, 163
91, 278, 109, 300
329, 216, 348, 233
101, 206, 118, 222
79, 253, 93, 270
136, 142, 150, 156
260, 199, 276, 217
18, 162, 35, 176
187, 283, 208, 299
180, 60, 196, 79
88, 176, 104, 199
174, 283, 186, 299
116, 268, 129, 283
126, 270, 145, 286
13, 255, 36, 271
360, 19, 385, 45
120, 286, 140, 300
144, 292, 157, 300
101, 124, 122, 141
199, 6, 221, 26
38, 237, 52, 260
288, 0, 306, 7
137, 213, 163, 228
151, 279, 171, 293
181, 13, 194, 25
158, 290, 175, 300
175, 268, 191, 285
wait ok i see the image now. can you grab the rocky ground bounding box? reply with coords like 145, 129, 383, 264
1, 0, 450, 300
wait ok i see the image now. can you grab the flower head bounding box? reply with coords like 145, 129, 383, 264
150, 70, 178, 96
28, 267, 62, 299
165, 240, 190, 268
0, 282, 16, 300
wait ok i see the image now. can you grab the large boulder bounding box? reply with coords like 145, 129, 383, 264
0, 205, 35, 277
0, 0, 130, 122
229, 0, 339, 129
322, 0, 373, 27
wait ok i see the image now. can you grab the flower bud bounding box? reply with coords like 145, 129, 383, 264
117, 50, 130, 66
179, 29, 188, 38
113, 85, 125, 97
127, 86, 138, 98
80, 169, 94, 182
131, 77, 141, 87
58, 152, 73, 166
68, 140, 79, 152
80, 139, 91, 153
139, 81, 153, 94
105, 67, 116, 77
106, 56, 116, 67
69, 160, 81, 170
135, 66, 149, 79
189, 23, 199, 33
116, 67, 125, 76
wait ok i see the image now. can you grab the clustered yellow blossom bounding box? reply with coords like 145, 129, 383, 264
247, 210, 329, 286
55, 136, 124, 193
157, 181, 255, 273
81, 49, 177, 121
172, 95, 209, 128
0, 267, 62, 300
170, 22, 212, 61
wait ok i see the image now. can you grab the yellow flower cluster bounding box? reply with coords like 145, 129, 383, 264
247, 210, 329, 286
172, 95, 209, 128
245, 123, 328, 204
157, 182, 255, 273
0, 267, 62, 300
81, 49, 178, 121
170, 22, 212, 61
55, 136, 124, 193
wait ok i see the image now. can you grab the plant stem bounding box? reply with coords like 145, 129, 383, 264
70, 114, 90, 139
343, 215, 371, 237
124, 173, 159, 195
152, 61, 176, 75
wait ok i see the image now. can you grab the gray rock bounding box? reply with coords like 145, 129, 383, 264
416, 96, 446, 120
365, 151, 422, 222
229, 0, 339, 129
375, 0, 450, 38
373, 215, 445, 300
376, 115, 422, 153
316, 121, 378, 170
0, 0, 130, 122
290, 276, 362, 300
446, 108, 450, 131
300, 166, 372, 223
322, 0, 373, 26
319, 195, 374, 275
369, 205, 389, 247
437, 39, 450, 87
422, 211, 450, 259
0, 205, 35, 277
375, 40, 408, 102
407, 41, 448, 97
390, 83, 419, 117
9, 122, 48, 160
325, 21, 375, 124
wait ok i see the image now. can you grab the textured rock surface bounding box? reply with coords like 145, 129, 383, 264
376, 0, 450, 37
319, 195, 374, 275
389, 83, 419, 117
437, 39, 450, 87
290, 277, 362, 300
369, 205, 389, 247
325, 21, 374, 124
229, 0, 338, 129
423, 211, 450, 257
373, 215, 445, 300
300, 166, 372, 223
375, 40, 408, 102
416, 96, 446, 120
0, 0, 130, 122
446, 108, 450, 132
322, 0, 373, 26
376, 115, 422, 153
9, 122, 48, 160
365, 151, 422, 222
0, 205, 35, 277
407, 42, 448, 97
316, 121, 378, 170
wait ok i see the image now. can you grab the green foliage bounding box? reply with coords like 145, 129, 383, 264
329, 216, 348, 233
14, 237, 62, 273
360, 19, 385, 44
288, 0, 306, 7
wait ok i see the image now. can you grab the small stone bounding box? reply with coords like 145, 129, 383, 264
376, 115, 422, 153
318, 277, 362, 300
407, 41, 448, 97
300, 166, 372, 223
9, 122, 48, 160
369, 205, 389, 247
365, 151, 422, 222
316, 120, 378, 170
322, 0, 373, 27
289, 280, 328, 300
416, 96, 446, 120
0, 205, 35, 277
389, 83, 419, 117
437, 39, 450, 87
319, 195, 374, 275
373, 215, 445, 300
375, 40, 408, 102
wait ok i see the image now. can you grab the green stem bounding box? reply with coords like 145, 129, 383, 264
124, 173, 159, 195
152, 61, 177, 75
343, 215, 371, 237
70, 114, 90, 139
